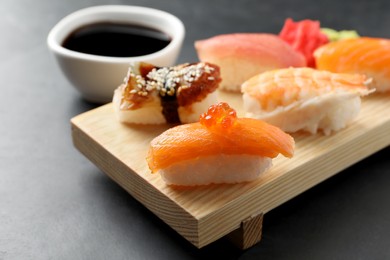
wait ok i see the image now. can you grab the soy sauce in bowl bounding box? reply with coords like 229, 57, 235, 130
62, 22, 171, 57
48, 5, 185, 103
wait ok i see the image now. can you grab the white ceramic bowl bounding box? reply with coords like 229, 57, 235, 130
47, 5, 185, 103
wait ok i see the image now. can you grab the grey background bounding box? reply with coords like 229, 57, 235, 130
1, 0, 390, 259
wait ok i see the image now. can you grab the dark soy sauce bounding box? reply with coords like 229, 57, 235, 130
62, 22, 171, 57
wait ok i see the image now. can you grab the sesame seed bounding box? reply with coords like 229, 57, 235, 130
125, 62, 215, 98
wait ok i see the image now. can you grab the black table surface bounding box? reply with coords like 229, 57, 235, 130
2, 0, 390, 259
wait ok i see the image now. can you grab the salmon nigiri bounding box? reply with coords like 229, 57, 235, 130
242, 67, 373, 135
147, 102, 294, 186
195, 33, 306, 92
314, 37, 390, 93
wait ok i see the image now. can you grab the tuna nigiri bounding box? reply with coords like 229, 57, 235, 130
314, 37, 390, 93
147, 102, 294, 186
195, 33, 306, 92
242, 67, 373, 135
113, 62, 221, 124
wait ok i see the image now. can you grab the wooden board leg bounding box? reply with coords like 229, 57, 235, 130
226, 213, 264, 250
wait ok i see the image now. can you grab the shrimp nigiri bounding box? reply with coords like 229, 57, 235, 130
314, 37, 390, 93
242, 67, 373, 135
147, 102, 294, 186
195, 33, 306, 92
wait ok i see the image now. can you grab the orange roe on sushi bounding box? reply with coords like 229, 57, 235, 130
199, 102, 237, 130
147, 102, 294, 172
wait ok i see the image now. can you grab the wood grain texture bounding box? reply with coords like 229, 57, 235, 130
71, 91, 390, 248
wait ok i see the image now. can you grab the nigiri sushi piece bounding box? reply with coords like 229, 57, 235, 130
242, 67, 373, 135
314, 37, 390, 93
147, 102, 294, 186
113, 62, 221, 124
195, 33, 306, 92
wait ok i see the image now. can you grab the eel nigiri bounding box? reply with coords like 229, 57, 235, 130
314, 37, 390, 93
195, 33, 306, 92
113, 62, 221, 124
242, 67, 373, 135
147, 102, 294, 186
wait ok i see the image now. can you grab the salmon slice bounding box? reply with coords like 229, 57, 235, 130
195, 33, 306, 91
314, 37, 390, 92
147, 103, 294, 173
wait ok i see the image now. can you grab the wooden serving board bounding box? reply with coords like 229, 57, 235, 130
71, 92, 390, 249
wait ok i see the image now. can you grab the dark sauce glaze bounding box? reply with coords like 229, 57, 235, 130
62, 22, 171, 57
160, 94, 180, 124
122, 62, 221, 125
138, 63, 181, 124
